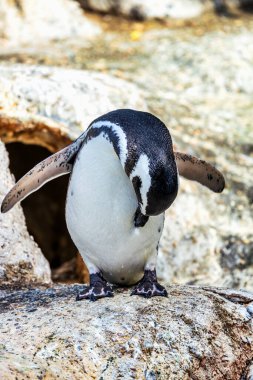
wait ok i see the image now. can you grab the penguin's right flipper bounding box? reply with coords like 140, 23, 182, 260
1, 133, 86, 213
175, 152, 225, 193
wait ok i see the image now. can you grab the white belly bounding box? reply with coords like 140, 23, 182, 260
65, 135, 163, 285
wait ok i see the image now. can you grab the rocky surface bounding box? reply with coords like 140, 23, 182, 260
0, 0, 100, 45
0, 141, 51, 284
0, 284, 253, 379
77, 0, 250, 20
78, 0, 206, 20
0, 65, 147, 147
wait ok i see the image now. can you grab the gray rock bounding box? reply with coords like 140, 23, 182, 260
0, 284, 253, 379
78, 0, 250, 19
0, 0, 101, 45
0, 65, 147, 143
0, 141, 51, 284
79, 0, 205, 19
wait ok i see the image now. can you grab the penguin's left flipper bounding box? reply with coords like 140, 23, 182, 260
175, 152, 225, 193
1, 133, 86, 213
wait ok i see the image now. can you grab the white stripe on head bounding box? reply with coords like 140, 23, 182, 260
130, 153, 151, 214
91, 120, 128, 166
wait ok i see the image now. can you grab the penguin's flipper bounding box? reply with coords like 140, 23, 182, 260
174, 152, 225, 193
1, 135, 85, 213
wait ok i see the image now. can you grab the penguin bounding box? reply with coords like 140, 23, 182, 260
1, 109, 225, 301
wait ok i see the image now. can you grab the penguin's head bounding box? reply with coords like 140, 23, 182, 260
146, 164, 178, 216
131, 153, 178, 218
89, 109, 179, 225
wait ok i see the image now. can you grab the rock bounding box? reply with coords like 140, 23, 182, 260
78, 0, 205, 20
0, 141, 51, 284
0, 0, 100, 45
0, 284, 253, 379
78, 0, 251, 19
0, 65, 147, 149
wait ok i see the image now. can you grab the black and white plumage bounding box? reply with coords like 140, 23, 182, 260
1, 109, 225, 301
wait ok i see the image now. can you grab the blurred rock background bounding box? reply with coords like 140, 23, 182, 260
1, 1, 253, 378
0, 0, 252, 289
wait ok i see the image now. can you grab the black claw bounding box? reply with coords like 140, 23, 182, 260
76, 272, 114, 301
76, 293, 81, 301
131, 269, 168, 298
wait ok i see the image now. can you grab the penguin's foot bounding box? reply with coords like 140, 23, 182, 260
76, 272, 114, 302
131, 269, 168, 298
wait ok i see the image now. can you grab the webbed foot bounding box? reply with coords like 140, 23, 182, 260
131, 269, 168, 298
76, 272, 114, 302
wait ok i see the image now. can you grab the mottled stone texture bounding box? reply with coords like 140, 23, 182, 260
78, 0, 205, 19
0, 0, 100, 44
0, 65, 147, 148
77, 0, 243, 19
0, 141, 51, 284
0, 284, 253, 379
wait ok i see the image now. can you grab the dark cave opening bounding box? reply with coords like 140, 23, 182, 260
5, 142, 78, 277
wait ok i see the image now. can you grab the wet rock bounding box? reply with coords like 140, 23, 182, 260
0, 141, 51, 284
0, 284, 253, 379
0, 0, 100, 45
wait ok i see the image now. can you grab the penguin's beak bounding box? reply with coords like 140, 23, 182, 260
134, 207, 149, 228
